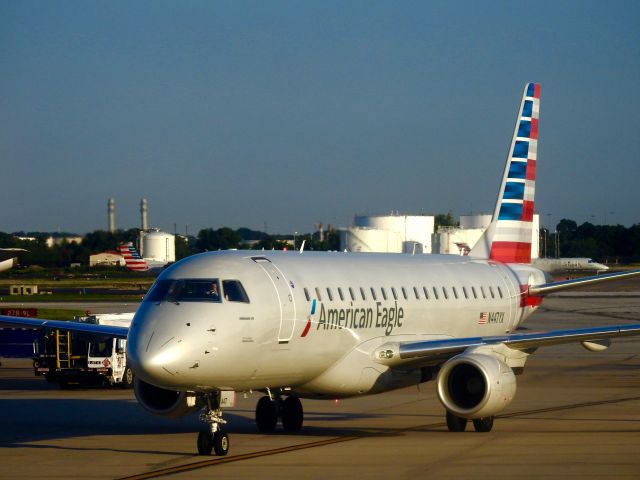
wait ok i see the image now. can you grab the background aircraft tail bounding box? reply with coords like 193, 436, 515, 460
117, 242, 149, 271
469, 82, 540, 263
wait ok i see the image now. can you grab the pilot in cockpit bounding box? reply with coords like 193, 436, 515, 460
208, 282, 220, 300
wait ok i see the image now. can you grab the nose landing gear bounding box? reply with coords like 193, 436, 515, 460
197, 393, 230, 456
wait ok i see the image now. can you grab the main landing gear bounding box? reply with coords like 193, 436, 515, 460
446, 411, 494, 433
255, 394, 304, 432
197, 393, 230, 456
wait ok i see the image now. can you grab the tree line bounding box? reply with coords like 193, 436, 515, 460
0, 227, 340, 269
2, 218, 639, 269
543, 219, 640, 263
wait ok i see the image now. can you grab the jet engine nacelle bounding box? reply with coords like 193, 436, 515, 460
436, 353, 516, 419
134, 378, 200, 418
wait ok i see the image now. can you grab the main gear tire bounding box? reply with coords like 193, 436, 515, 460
255, 396, 278, 432
446, 411, 468, 432
281, 396, 303, 432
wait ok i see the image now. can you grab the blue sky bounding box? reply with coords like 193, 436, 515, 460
1, 1, 638, 234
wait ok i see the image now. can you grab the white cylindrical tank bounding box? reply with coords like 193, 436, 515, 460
352, 214, 434, 253
340, 228, 404, 253
459, 214, 492, 229
143, 231, 176, 262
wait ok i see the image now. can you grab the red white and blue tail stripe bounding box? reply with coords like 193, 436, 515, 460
117, 243, 149, 271
470, 83, 540, 263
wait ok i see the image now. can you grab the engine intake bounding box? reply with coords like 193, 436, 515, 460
436, 353, 516, 419
134, 378, 200, 418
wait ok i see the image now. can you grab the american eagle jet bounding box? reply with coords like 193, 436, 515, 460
3, 83, 640, 456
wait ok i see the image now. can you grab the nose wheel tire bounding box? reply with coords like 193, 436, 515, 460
197, 430, 213, 455
472, 416, 494, 432
255, 396, 278, 432
213, 430, 230, 456
446, 411, 468, 432
197, 430, 229, 456
281, 396, 303, 432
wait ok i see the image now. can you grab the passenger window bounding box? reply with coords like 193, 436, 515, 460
337, 287, 345, 301
315, 287, 323, 301
489, 286, 495, 299
326, 288, 334, 301
413, 287, 420, 300
222, 280, 250, 303
442, 287, 449, 300
370, 287, 377, 301
452, 287, 458, 299
391, 287, 398, 300
462, 286, 469, 299
423, 286, 430, 300
480, 286, 486, 299
381, 288, 388, 301
349, 287, 356, 301
471, 286, 478, 299
304, 288, 310, 302
497, 286, 503, 298
401, 287, 408, 300
432, 287, 439, 300
360, 287, 367, 301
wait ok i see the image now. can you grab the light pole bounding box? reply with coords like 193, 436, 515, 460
293, 231, 298, 250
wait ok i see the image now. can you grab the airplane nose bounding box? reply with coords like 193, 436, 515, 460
127, 304, 185, 386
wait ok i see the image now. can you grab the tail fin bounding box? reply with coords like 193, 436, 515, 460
469, 82, 540, 263
117, 242, 149, 271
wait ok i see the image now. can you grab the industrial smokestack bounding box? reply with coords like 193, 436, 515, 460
108, 198, 116, 233
140, 198, 148, 231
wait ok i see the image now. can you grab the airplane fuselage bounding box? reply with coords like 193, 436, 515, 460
127, 250, 546, 397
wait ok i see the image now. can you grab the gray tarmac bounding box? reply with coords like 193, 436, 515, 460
1, 295, 640, 479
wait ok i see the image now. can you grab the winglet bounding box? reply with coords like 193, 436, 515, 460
469, 83, 540, 263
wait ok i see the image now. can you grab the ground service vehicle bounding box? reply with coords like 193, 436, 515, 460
33, 313, 134, 388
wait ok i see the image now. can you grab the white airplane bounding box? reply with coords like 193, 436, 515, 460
2, 83, 640, 457
531, 257, 609, 274
0, 248, 27, 272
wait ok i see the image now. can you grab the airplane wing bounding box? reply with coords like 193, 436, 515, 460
528, 269, 640, 296
0, 315, 129, 338
373, 323, 640, 368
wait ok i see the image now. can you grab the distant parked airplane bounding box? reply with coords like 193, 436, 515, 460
531, 257, 609, 274
117, 243, 166, 272
0, 248, 27, 272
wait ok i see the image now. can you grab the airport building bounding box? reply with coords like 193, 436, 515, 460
339, 214, 435, 254
89, 252, 126, 267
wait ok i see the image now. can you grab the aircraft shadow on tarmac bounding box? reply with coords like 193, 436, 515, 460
0, 398, 402, 454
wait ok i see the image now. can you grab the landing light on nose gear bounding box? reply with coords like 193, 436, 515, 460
197, 392, 229, 456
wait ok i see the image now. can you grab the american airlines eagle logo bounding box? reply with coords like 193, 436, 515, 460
300, 299, 316, 337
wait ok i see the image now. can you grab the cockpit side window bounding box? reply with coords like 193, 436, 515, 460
144, 279, 222, 303
222, 280, 250, 303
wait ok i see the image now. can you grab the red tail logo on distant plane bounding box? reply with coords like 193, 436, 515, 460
117, 243, 149, 271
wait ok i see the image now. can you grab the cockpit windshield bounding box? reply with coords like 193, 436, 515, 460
144, 279, 222, 303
